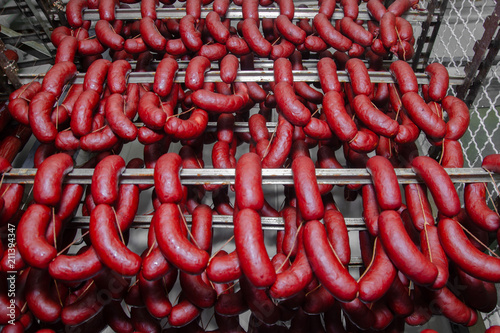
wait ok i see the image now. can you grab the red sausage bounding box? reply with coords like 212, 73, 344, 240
420, 224, 449, 289
378, 210, 438, 285
353, 94, 399, 137
66, 0, 88, 27
404, 183, 434, 231
346, 58, 373, 96
42, 61, 77, 98
34, 153, 73, 206
185, 56, 211, 91
275, 82, 311, 126
191, 83, 249, 113
366, 155, 401, 210
28, 91, 57, 143
8, 81, 42, 125
206, 250, 241, 283
242, 18, 272, 57
425, 63, 449, 102
411, 156, 460, 217
90, 204, 141, 276
358, 238, 396, 302
155, 203, 209, 274
140, 17, 167, 52
191, 204, 213, 253
313, 13, 352, 52
323, 91, 357, 142
424, 286, 473, 325
380, 12, 397, 49
442, 95, 470, 140
262, 115, 294, 168
91, 155, 125, 205
180, 15, 203, 52
235, 153, 264, 211
108, 60, 132, 94
464, 183, 500, 232
292, 156, 325, 221
441, 139, 464, 168
25, 268, 62, 323
304, 220, 358, 301
276, 15, 306, 45
340, 17, 374, 47
80, 125, 119, 152
206, 11, 230, 44
154, 153, 183, 204
71, 89, 100, 137
402, 92, 446, 139
324, 209, 351, 266
55, 36, 78, 63
234, 208, 276, 288
367, 0, 387, 21
390, 60, 418, 94
16, 204, 56, 269
139, 273, 172, 318
220, 54, 239, 84
95, 20, 125, 50
83, 59, 111, 95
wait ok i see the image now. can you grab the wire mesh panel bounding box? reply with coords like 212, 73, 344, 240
427, 0, 499, 167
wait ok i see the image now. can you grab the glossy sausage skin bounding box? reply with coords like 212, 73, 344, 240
33, 153, 74, 206
292, 156, 325, 221
366, 155, 402, 210
378, 210, 438, 286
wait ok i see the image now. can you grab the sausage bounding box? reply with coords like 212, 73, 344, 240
424, 286, 473, 325
207, 250, 241, 283
95, 20, 124, 50
366, 155, 402, 210
276, 15, 306, 45
141, 0, 158, 19
234, 208, 276, 288
242, 18, 272, 57
185, 56, 211, 91
104, 300, 134, 333
346, 58, 373, 96
378, 210, 438, 285
341, 298, 376, 330
274, 58, 293, 86
139, 273, 172, 318
441, 139, 464, 168
154, 153, 183, 203
367, 0, 387, 21
8, 81, 42, 125
61, 282, 104, 326
106, 93, 138, 141
140, 17, 167, 52
90, 204, 141, 276
191, 83, 249, 113
402, 92, 446, 139
83, 59, 111, 95
425, 63, 449, 102
220, 54, 239, 84
388, 0, 419, 17
275, 82, 311, 126
324, 209, 351, 266
191, 204, 213, 253
169, 299, 200, 327
155, 203, 209, 274
80, 125, 119, 152
239, 275, 280, 324
235, 153, 264, 211
380, 12, 397, 50
90, 155, 125, 206
138, 92, 170, 130
340, 17, 374, 47
390, 60, 418, 94
404, 183, 434, 231
25, 268, 61, 323
385, 276, 414, 317
464, 183, 500, 231
66, 0, 88, 27
124, 37, 148, 54
292, 156, 325, 221
304, 220, 358, 301
261, 115, 293, 168
313, 13, 352, 52
55, 36, 78, 63
180, 272, 216, 308
206, 11, 230, 44
71, 89, 100, 137
411, 156, 460, 217
16, 204, 56, 269
442, 95, 470, 140
180, 15, 203, 52
42, 61, 77, 99
33, 153, 74, 206
353, 94, 399, 137
107, 60, 131, 94
420, 224, 449, 289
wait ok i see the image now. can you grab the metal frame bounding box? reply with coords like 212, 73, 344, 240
17, 70, 466, 85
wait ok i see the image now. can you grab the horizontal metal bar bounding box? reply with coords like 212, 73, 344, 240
68, 214, 366, 231
17, 70, 466, 85
81, 6, 430, 22
3, 168, 499, 185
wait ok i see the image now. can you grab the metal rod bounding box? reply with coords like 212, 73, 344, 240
82, 6, 431, 21
3, 168, 498, 185
17, 70, 466, 85
68, 214, 367, 231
